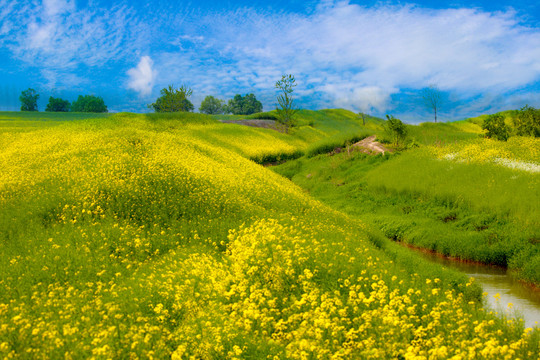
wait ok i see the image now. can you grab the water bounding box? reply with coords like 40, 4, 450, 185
417, 251, 540, 329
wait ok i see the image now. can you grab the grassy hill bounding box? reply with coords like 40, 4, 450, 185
0, 111, 538, 358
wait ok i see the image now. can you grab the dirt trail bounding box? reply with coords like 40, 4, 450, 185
351, 135, 391, 155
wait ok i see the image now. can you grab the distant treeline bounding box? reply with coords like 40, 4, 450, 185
19, 88, 108, 113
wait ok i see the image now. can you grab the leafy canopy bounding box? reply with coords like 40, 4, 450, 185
227, 94, 263, 115
149, 85, 194, 113
45, 96, 70, 112
19, 88, 39, 112
199, 95, 226, 114
71, 95, 108, 113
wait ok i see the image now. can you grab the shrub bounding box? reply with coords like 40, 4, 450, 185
482, 113, 509, 141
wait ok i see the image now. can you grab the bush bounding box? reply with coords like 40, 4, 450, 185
385, 115, 408, 147
515, 105, 540, 137
482, 113, 509, 141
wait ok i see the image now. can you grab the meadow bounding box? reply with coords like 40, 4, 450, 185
0, 111, 538, 359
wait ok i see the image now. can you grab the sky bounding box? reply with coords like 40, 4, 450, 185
1, 0, 540, 122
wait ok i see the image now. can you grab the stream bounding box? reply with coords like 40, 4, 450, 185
416, 251, 540, 329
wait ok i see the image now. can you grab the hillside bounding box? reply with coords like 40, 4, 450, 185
0, 111, 538, 358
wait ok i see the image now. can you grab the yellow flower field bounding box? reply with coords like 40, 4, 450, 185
0, 114, 538, 359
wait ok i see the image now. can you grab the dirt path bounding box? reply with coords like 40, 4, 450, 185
351, 135, 391, 155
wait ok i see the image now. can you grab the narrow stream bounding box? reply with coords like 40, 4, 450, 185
416, 251, 540, 329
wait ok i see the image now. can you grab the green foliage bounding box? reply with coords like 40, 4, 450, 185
227, 94, 263, 115
199, 95, 226, 114
45, 96, 70, 112
515, 105, 540, 137
482, 113, 510, 141
71, 95, 108, 113
275, 74, 298, 131
19, 88, 39, 111
385, 115, 408, 147
149, 85, 194, 113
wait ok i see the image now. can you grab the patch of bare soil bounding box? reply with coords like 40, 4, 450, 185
220, 119, 281, 131
351, 135, 391, 155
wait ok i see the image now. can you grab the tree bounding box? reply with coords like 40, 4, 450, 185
421, 85, 443, 122
358, 112, 368, 126
45, 96, 70, 112
275, 74, 298, 132
19, 88, 39, 111
227, 94, 263, 115
386, 115, 408, 147
149, 85, 194, 113
482, 114, 510, 141
515, 105, 540, 137
71, 95, 108, 112
199, 95, 226, 114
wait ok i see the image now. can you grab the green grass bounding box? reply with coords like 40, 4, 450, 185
272, 142, 540, 284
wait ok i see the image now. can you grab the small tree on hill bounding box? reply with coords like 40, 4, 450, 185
199, 95, 225, 114
149, 85, 194, 113
19, 88, 39, 111
515, 105, 540, 137
227, 94, 263, 115
275, 74, 298, 132
421, 85, 443, 122
45, 96, 70, 112
482, 113, 510, 141
71, 95, 108, 112
386, 115, 408, 147
358, 112, 368, 126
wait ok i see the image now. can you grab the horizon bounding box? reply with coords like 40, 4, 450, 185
1, 0, 540, 123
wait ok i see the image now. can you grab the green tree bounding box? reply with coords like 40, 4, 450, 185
275, 74, 298, 132
386, 115, 408, 147
482, 113, 510, 141
199, 95, 225, 114
149, 85, 194, 113
71, 95, 108, 112
45, 96, 70, 112
19, 88, 39, 111
421, 85, 443, 122
358, 112, 368, 126
515, 105, 540, 137
227, 94, 263, 115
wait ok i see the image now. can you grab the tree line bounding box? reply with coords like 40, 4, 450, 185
18, 74, 299, 131
19, 89, 108, 113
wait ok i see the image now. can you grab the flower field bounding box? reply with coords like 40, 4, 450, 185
0, 113, 538, 358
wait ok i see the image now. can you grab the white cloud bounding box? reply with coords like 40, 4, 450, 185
157, 2, 540, 113
127, 56, 157, 97
1, 1, 149, 84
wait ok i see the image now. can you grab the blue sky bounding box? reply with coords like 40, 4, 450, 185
1, 0, 539, 122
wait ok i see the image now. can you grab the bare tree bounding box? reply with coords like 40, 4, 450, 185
421, 85, 443, 122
